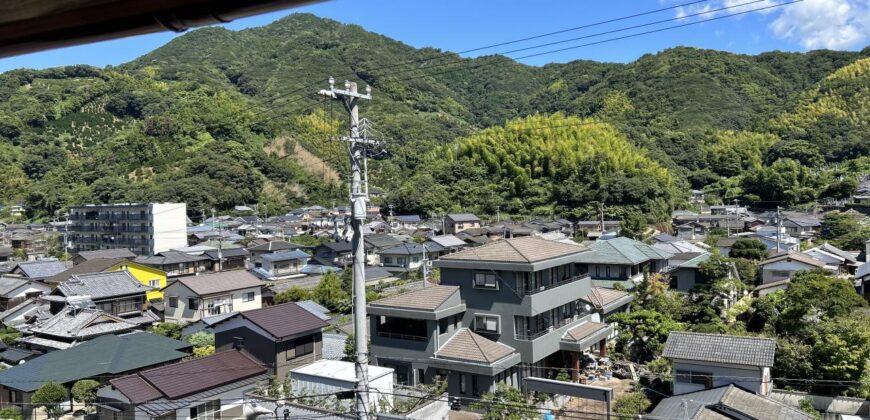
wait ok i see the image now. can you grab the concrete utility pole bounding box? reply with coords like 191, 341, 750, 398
776, 206, 782, 253
319, 77, 374, 420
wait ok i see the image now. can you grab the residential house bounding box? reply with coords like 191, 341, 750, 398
0, 277, 51, 311
0, 332, 191, 417
290, 360, 395, 413
379, 243, 427, 274
393, 215, 422, 230
0, 342, 37, 367
663, 331, 775, 396
575, 236, 673, 289
53, 271, 154, 318
430, 237, 619, 392
691, 190, 705, 203
162, 271, 264, 323
857, 263, 870, 300
72, 248, 137, 265
666, 253, 739, 291
251, 250, 310, 280
68, 203, 187, 256
96, 349, 269, 420
180, 312, 238, 337
650, 385, 811, 420
9, 259, 70, 281
710, 205, 748, 215
804, 243, 859, 275
212, 302, 328, 378
853, 176, 870, 206
44, 257, 127, 286
426, 234, 468, 256
782, 215, 821, 239
575, 220, 621, 240
582, 287, 633, 323
758, 251, 827, 284
203, 247, 248, 272
444, 213, 481, 235
17, 306, 141, 351
107, 260, 168, 301
248, 240, 305, 266
369, 285, 522, 398
313, 241, 373, 268
134, 250, 209, 278
746, 228, 801, 253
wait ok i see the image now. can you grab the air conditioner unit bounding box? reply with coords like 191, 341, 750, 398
426, 260, 433, 267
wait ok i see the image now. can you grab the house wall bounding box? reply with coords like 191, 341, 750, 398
150, 203, 188, 255
444, 219, 480, 235
760, 260, 818, 284
290, 370, 393, 413
669, 267, 704, 291
109, 263, 166, 301
96, 377, 258, 420
380, 253, 424, 270
215, 322, 323, 379
163, 283, 262, 323
672, 360, 764, 396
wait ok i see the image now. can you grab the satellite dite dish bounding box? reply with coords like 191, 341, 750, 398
243, 401, 273, 420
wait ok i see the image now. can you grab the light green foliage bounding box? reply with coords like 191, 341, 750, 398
186, 331, 215, 357
0, 408, 23, 420
0, 326, 21, 345
31, 381, 67, 420
799, 398, 821, 420
728, 238, 768, 260
71, 380, 99, 405
274, 286, 311, 303
703, 130, 778, 177
613, 392, 652, 416
610, 309, 683, 363
312, 271, 350, 312
148, 322, 183, 340
471, 383, 538, 420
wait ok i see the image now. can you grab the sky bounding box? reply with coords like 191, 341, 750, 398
0, 0, 868, 73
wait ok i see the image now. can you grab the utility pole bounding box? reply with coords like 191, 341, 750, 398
598, 201, 605, 234
319, 77, 374, 420
776, 206, 782, 253
421, 242, 429, 288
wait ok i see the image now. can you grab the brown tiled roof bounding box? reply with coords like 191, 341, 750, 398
114, 350, 267, 401
440, 237, 586, 263
171, 271, 264, 296
760, 251, 826, 268
369, 285, 459, 311
583, 287, 631, 310
564, 321, 608, 341
238, 302, 328, 339
435, 328, 515, 364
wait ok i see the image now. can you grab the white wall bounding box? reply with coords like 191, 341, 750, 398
163, 282, 262, 323
761, 260, 818, 284
673, 360, 765, 396
151, 203, 188, 255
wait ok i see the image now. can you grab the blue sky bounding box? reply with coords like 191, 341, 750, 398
0, 0, 867, 73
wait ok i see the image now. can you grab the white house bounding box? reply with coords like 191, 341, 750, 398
663, 332, 775, 396
290, 360, 394, 413
162, 271, 264, 323
758, 251, 828, 284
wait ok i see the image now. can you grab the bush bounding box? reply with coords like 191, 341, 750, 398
32, 381, 67, 420
0, 407, 23, 420
614, 392, 651, 416
71, 379, 99, 405
274, 286, 311, 303
149, 322, 183, 340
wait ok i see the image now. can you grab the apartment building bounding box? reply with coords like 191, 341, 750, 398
68, 203, 187, 256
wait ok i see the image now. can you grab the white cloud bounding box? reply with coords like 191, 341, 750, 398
769, 0, 870, 49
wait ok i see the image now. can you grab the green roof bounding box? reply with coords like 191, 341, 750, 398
0, 332, 191, 392
679, 253, 712, 269
577, 237, 673, 265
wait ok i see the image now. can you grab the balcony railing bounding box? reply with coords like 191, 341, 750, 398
515, 315, 583, 341
521, 274, 588, 296
376, 331, 428, 342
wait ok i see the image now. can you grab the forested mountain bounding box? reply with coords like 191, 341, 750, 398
0, 13, 868, 222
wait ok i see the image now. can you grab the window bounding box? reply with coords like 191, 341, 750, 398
771, 270, 791, 278
676, 370, 713, 388
418, 369, 426, 385
383, 256, 393, 264
149, 279, 160, 288
439, 318, 449, 334
473, 272, 497, 289
242, 292, 255, 302
412, 256, 420, 263
188, 298, 199, 310
397, 257, 406, 265
472, 375, 480, 396
293, 341, 314, 359
190, 399, 221, 420
459, 374, 467, 394
474, 314, 499, 334
168, 296, 178, 308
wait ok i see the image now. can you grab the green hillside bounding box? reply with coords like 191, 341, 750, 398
0, 13, 868, 221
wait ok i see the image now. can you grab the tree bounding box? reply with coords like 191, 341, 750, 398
699, 253, 732, 283
71, 380, 100, 407
609, 310, 683, 362
799, 398, 821, 420
312, 271, 350, 312
186, 332, 215, 357
620, 212, 648, 240
471, 383, 538, 420
149, 322, 183, 340
274, 286, 311, 303
779, 269, 866, 332
613, 392, 651, 417
31, 381, 67, 420
728, 238, 768, 260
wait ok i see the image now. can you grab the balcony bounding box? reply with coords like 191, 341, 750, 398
518, 274, 590, 316
376, 331, 428, 342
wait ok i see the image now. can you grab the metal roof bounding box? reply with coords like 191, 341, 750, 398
169, 270, 264, 296
650, 385, 811, 419
261, 250, 310, 262
446, 213, 481, 222
230, 302, 328, 339
44, 257, 128, 284
663, 331, 776, 367
577, 237, 673, 265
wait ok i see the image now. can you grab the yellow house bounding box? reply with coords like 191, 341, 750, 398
107, 260, 167, 301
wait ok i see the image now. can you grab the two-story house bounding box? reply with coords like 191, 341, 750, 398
378, 243, 427, 274
444, 213, 482, 235
313, 241, 373, 268
212, 302, 328, 379
575, 237, 673, 289
134, 250, 209, 279
251, 250, 310, 280
53, 271, 154, 317
368, 285, 522, 400
162, 271, 264, 323
663, 331, 776, 396
248, 240, 305, 267
433, 237, 616, 387
758, 251, 827, 285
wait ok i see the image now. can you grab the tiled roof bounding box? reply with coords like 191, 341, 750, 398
563, 321, 609, 341
233, 302, 328, 339
811, 243, 857, 263
261, 250, 310, 262
44, 257, 127, 284
440, 237, 587, 263
370, 285, 459, 311
435, 328, 516, 364
113, 349, 267, 401
650, 385, 811, 419
248, 240, 304, 252
0, 332, 190, 392
134, 251, 208, 266
27, 308, 137, 339
577, 237, 673, 265
760, 251, 826, 268
429, 234, 467, 248
57, 271, 152, 299
583, 287, 633, 310
380, 243, 427, 255
171, 271, 264, 296
663, 331, 775, 367
0, 277, 31, 295
74, 248, 137, 261
14, 260, 70, 279
202, 248, 248, 261
447, 213, 480, 222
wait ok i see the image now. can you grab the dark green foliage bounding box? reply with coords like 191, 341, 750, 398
148, 322, 183, 340
274, 286, 311, 304
32, 382, 67, 420
71, 380, 100, 405
728, 239, 768, 260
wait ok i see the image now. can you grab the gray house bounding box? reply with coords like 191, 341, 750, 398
663, 331, 775, 396
434, 237, 614, 384
575, 236, 672, 289
650, 384, 811, 420
443, 213, 481, 235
